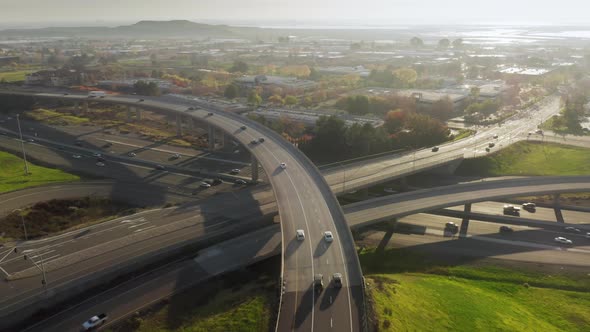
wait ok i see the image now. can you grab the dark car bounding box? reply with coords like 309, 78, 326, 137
235, 179, 247, 185
75, 140, 83, 147
499, 226, 514, 233
155, 164, 165, 170
138, 99, 144, 102
212, 178, 223, 186
431, 146, 439, 152
314, 274, 324, 293
96, 156, 105, 162
241, 126, 247, 130
207, 112, 213, 116
103, 142, 112, 148
258, 137, 265, 143
188, 107, 195, 110
250, 140, 258, 145
333, 273, 343, 288
522, 202, 536, 212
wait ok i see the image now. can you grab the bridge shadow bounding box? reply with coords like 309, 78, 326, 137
358, 220, 590, 276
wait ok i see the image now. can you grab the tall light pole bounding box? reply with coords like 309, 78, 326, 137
16, 114, 29, 176
12, 209, 28, 241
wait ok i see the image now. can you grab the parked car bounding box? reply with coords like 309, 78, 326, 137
499, 226, 514, 233
522, 202, 536, 212
296, 229, 305, 241
554, 237, 573, 245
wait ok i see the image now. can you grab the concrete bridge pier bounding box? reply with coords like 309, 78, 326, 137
251, 155, 259, 182
208, 124, 215, 150
459, 203, 471, 238
553, 194, 564, 223
377, 218, 398, 252
187, 117, 194, 132
126, 106, 133, 122
82, 101, 88, 114
176, 114, 183, 137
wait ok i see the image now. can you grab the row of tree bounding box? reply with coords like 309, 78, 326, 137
300, 112, 450, 163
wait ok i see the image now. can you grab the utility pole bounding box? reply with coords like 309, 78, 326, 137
16, 114, 29, 175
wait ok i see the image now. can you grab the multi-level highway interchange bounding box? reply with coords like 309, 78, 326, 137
0, 90, 589, 331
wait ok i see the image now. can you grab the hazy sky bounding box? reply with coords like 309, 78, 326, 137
0, 0, 589, 27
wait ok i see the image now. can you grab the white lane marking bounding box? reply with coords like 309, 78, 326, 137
0, 266, 9, 277
22, 249, 34, 254
29, 250, 55, 259
0, 249, 13, 263
134, 225, 156, 233
128, 222, 149, 229
32, 254, 60, 263
330, 318, 333, 328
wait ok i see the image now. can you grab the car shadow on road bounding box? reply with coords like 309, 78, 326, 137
294, 286, 317, 329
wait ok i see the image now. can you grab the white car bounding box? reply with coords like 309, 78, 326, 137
554, 237, 573, 245
200, 182, 211, 188
93, 152, 102, 157
280, 162, 287, 169
296, 229, 305, 241
128, 152, 136, 157
493, 134, 498, 139
324, 231, 334, 242
172, 153, 181, 159
230, 168, 241, 174
585, 232, 590, 239
95, 162, 105, 167
72, 154, 82, 159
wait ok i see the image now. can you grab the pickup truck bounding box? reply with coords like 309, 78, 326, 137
82, 313, 107, 330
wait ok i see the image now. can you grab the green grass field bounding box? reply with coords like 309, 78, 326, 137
456, 141, 590, 176
360, 248, 590, 332
111, 277, 274, 332
0, 150, 79, 193
26, 108, 90, 125
0, 70, 35, 82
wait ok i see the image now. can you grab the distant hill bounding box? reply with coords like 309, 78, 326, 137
0, 20, 245, 39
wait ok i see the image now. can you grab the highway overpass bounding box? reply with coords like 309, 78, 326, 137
0, 90, 365, 332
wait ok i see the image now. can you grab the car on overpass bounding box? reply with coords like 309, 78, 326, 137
564, 227, 581, 234
314, 274, 324, 293
333, 273, 343, 288
499, 226, 514, 233
554, 237, 573, 245
296, 229, 305, 241
431, 146, 439, 152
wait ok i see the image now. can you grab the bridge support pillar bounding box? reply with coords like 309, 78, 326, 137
459, 203, 471, 238
136, 108, 142, 121
126, 107, 133, 122
399, 177, 409, 191
359, 188, 369, 199
219, 131, 225, 149
251, 155, 259, 182
553, 194, 564, 223
175, 114, 182, 137
208, 124, 215, 150
82, 101, 88, 114
377, 219, 397, 252
187, 117, 194, 132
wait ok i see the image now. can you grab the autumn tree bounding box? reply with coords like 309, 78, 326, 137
285, 95, 298, 106
224, 84, 238, 99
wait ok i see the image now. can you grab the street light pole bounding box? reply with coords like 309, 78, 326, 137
16, 114, 29, 176
39, 251, 47, 293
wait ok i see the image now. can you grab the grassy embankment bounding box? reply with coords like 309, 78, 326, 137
361, 248, 590, 332
0, 150, 79, 193
456, 141, 590, 176
108, 271, 275, 332
0, 70, 36, 82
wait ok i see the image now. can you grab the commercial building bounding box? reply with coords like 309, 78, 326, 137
234, 75, 318, 93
